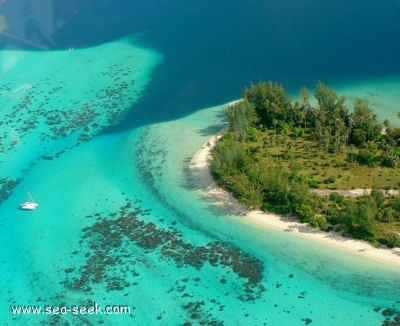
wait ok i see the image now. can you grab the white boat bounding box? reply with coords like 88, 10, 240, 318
20, 201, 39, 210
20, 189, 39, 210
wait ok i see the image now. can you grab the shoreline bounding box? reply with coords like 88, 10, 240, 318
190, 133, 400, 266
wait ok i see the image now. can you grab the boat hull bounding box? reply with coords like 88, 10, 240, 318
20, 202, 39, 210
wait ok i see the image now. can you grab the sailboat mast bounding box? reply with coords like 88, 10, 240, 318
24, 186, 36, 203
27, 191, 35, 203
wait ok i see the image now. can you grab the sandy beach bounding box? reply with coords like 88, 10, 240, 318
191, 133, 400, 266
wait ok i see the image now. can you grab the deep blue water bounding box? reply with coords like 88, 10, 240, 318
120, 0, 400, 125
1, 1, 400, 325
4, 0, 398, 124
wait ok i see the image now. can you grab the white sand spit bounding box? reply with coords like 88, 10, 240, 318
190, 134, 400, 266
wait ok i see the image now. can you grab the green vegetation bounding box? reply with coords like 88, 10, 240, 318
211, 81, 400, 246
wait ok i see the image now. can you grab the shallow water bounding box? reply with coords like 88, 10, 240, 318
1, 1, 400, 325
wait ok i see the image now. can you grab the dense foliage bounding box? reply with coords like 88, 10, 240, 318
211, 81, 400, 247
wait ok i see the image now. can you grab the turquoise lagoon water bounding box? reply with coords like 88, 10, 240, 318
1, 2, 400, 325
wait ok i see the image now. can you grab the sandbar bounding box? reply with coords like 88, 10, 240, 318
190, 133, 400, 266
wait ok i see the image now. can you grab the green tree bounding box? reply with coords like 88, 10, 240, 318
244, 81, 292, 129
314, 82, 350, 153
342, 196, 378, 240
224, 172, 263, 209
253, 165, 290, 210
349, 99, 381, 147
300, 87, 314, 127
211, 135, 248, 179
226, 100, 258, 141
355, 142, 379, 166
287, 181, 322, 223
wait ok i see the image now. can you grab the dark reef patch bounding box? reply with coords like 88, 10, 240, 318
0, 60, 141, 179
0, 177, 21, 204
374, 306, 400, 326
63, 201, 265, 304
301, 317, 313, 325
0, 60, 144, 211
182, 300, 224, 326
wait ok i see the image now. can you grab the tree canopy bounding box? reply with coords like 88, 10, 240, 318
211, 80, 400, 247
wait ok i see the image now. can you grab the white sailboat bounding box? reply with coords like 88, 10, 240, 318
20, 189, 39, 210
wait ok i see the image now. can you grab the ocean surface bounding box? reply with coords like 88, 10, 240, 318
1, 1, 400, 325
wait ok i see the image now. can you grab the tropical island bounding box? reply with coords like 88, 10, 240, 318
209, 81, 400, 248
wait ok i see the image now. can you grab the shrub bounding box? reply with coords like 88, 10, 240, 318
329, 192, 345, 205
356, 148, 377, 166
309, 214, 329, 231
386, 232, 400, 248
380, 151, 398, 168
293, 127, 303, 137
225, 173, 263, 209
247, 127, 261, 142
261, 202, 289, 215
306, 178, 320, 188
323, 176, 336, 184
